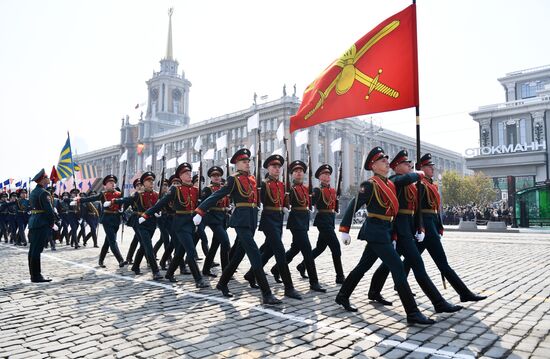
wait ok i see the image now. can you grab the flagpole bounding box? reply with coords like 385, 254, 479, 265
67, 131, 77, 192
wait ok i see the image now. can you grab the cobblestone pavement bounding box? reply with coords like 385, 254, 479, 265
1, 227, 549, 358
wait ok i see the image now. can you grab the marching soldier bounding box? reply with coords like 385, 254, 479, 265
57, 192, 70, 245
116, 171, 162, 280
27, 169, 55, 282
125, 178, 143, 265
153, 178, 171, 265
335, 147, 434, 325
0, 193, 9, 242
66, 188, 81, 249
271, 160, 326, 292
367, 150, 463, 313
15, 189, 30, 246
77, 192, 88, 243
242, 154, 303, 300
192, 174, 209, 260
76, 175, 128, 268
201, 166, 231, 277
404, 153, 487, 302
296, 164, 346, 284
6, 192, 18, 244
83, 190, 100, 247
194, 148, 281, 304
141, 163, 208, 287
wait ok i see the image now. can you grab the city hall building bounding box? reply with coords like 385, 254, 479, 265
75, 11, 465, 207
466, 65, 550, 226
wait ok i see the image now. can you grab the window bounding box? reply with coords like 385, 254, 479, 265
520, 81, 543, 99
506, 122, 517, 145
497, 122, 505, 146
519, 119, 526, 144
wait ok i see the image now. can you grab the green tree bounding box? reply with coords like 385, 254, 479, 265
441, 171, 465, 207
441, 171, 497, 207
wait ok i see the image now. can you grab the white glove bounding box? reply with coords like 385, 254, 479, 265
27, 211, 32, 215
69, 200, 77, 206
138, 217, 146, 224
309, 209, 315, 215
415, 230, 425, 242
53, 207, 58, 214
103, 201, 111, 208
415, 170, 425, 177
392, 240, 397, 249
154, 212, 162, 218
78, 219, 83, 224
283, 207, 290, 215
193, 214, 202, 226
340, 232, 351, 246
52, 224, 59, 231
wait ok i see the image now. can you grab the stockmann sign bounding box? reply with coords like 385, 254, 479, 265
465, 141, 547, 157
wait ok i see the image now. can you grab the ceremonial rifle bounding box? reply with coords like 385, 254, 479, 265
335, 156, 343, 213
119, 160, 127, 242
306, 144, 313, 210
283, 137, 290, 204
159, 156, 166, 197
256, 128, 262, 206
225, 148, 230, 180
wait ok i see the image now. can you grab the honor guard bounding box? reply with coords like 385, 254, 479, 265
6, 192, 18, 244
125, 178, 143, 265
65, 188, 81, 249
404, 153, 487, 302
157, 175, 181, 270
142, 163, 209, 287
116, 172, 162, 280
194, 148, 281, 304
82, 190, 100, 247
27, 169, 55, 282
200, 166, 231, 277
297, 164, 346, 284
192, 174, 210, 260
0, 193, 9, 242
367, 150, 462, 313
77, 175, 128, 268
57, 192, 71, 245
152, 177, 172, 269
335, 147, 435, 325
271, 160, 326, 292
15, 189, 30, 246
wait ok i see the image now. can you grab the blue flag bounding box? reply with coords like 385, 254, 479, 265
78, 182, 83, 189
57, 133, 75, 179
3, 179, 9, 186
15, 180, 22, 187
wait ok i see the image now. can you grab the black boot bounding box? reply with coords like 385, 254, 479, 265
216, 283, 233, 297
305, 259, 326, 292
445, 270, 487, 302
187, 259, 209, 288
335, 293, 358, 312
333, 254, 346, 284
415, 274, 463, 313
118, 260, 128, 268
244, 270, 259, 289
270, 266, 282, 283
368, 293, 393, 306
31, 258, 51, 283
278, 263, 302, 300
254, 268, 282, 305
310, 282, 327, 292
395, 281, 434, 325
296, 262, 308, 278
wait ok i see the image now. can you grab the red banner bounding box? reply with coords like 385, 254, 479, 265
290, 4, 418, 132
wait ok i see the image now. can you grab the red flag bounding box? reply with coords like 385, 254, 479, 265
50, 166, 60, 184
290, 4, 418, 132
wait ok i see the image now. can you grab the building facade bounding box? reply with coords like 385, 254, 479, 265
75, 10, 465, 201
465, 65, 550, 225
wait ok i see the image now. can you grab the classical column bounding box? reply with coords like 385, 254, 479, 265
504, 83, 516, 102
342, 131, 350, 192
531, 111, 545, 144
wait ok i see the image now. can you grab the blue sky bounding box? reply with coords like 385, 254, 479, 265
1, 0, 549, 181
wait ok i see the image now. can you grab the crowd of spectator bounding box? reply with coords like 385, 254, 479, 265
442, 202, 513, 226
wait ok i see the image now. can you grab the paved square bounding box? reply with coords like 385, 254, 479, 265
1, 227, 549, 358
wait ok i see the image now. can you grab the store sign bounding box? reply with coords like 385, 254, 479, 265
465, 141, 546, 157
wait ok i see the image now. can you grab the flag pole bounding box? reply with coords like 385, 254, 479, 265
67, 131, 77, 191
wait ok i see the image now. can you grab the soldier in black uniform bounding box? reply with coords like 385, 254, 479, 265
27, 169, 55, 282
142, 164, 208, 287
0, 192, 9, 242
6, 192, 18, 244
194, 148, 281, 304
335, 147, 434, 325
192, 174, 209, 260
367, 150, 463, 313
242, 155, 302, 300
15, 189, 30, 246
83, 191, 100, 247
125, 178, 143, 264
296, 164, 346, 284
157, 174, 181, 271
153, 178, 171, 264
404, 153, 487, 302
201, 166, 231, 277
77, 175, 128, 268
271, 160, 326, 292
57, 192, 70, 245
117, 172, 162, 280
66, 188, 81, 249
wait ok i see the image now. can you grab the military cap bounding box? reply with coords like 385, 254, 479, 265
365, 146, 388, 170
157, 178, 169, 187
390, 149, 412, 170
0, 192, 8, 199
9, 192, 18, 198
168, 174, 182, 185
132, 178, 141, 189
207, 166, 224, 177
46, 186, 55, 193
32, 168, 48, 183
18, 188, 28, 195
230, 148, 251, 164
70, 188, 80, 195
419, 153, 435, 167
315, 164, 333, 179
192, 174, 205, 184
176, 162, 192, 177
263, 154, 284, 169
89, 190, 97, 196
140, 171, 155, 184
289, 160, 307, 173
80, 192, 87, 197
61, 191, 70, 197
103, 174, 118, 185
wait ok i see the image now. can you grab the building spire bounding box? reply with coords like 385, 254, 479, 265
166, 8, 174, 60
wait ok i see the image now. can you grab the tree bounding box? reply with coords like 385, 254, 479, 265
441, 171, 465, 207
441, 171, 497, 207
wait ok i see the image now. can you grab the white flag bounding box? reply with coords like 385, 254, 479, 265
216, 135, 227, 151
330, 137, 342, 153
119, 150, 128, 162
194, 136, 202, 152
272, 147, 284, 156
203, 148, 215, 160
178, 152, 187, 164
276, 121, 284, 142
144, 155, 152, 167
294, 129, 309, 147
191, 162, 200, 172
166, 158, 177, 169
156, 144, 165, 161
247, 113, 259, 132
250, 144, 255, 157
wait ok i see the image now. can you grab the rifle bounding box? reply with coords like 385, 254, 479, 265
283, 137, 290, 199
256, 128, 262, 206
335, 155, 343, 212
159, 155, 166, 197
306, 144, 313, 210
198, 150, 203, 197
119, 160, 127, 242
225, 148, 230, 180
